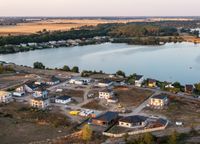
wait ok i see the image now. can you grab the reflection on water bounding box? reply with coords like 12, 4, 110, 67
0, 42, 200, 84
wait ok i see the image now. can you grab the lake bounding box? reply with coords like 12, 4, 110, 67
1, 42, 200, 84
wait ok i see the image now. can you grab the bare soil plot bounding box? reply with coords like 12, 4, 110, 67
114, 87, 153, 107
82, 100, 107, 111
0, 102, 75, 144
0, 73, 32, 89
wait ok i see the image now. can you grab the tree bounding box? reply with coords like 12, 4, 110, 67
71, 66, 79, 73
33, 62, 45, 69
123, 133, 129, 143
62, 65, 70, 72
143, 132, 154, 144
195, 83, 200, 92
82, 124, 92, 142
172, 82, 181, 89
168, 130, 178, 144
0, 65, 4, 74
116, 70, 126, 77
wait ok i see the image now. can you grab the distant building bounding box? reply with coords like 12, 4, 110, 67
91, 111, 119, 126
0, 91, 12, 103
134, 75, 144, 87
119, 115, 148, 128
149, 95, 168, 108
99, 89, 114, 99
24, 81, 39, 93
46, 76, 60, 85
165, 83, 174, 89
13, 86, 25, 97
98, 80, 113, 87
185, 85, 194, 94
147, 79, 157, 87
55, 96, 72, 104
30, 97, 50, 109
33, 86, 48, 98
69, 77, 92, 85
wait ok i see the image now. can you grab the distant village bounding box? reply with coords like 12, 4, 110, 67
3, 36, 110, 52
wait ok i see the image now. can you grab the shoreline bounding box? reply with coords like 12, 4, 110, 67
0, 37, 200, 55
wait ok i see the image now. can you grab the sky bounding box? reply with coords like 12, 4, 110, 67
0, 0, 200, 17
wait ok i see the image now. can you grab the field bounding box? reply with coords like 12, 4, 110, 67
0, 19, 145, 36
0, 102, 75, 144
0, 18, 192, 36
114, 87, 153, 107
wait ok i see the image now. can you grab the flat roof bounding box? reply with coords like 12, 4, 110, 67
152, 95, 168, 100
93, 111, 118, 122
56, 95, 71, 100
119, 115, 147, 124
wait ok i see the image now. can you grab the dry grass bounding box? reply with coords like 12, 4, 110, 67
82, 100, 107, 111
143, 96, 200, 127
114, 87, 153, 107
0, 102, 74, 144
182, 35, 200, 43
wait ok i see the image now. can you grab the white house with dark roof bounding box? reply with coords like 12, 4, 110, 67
46, 76, 60, 86
98, 80, 113, 87
69, 77, 92, 85
119, 115, 148, 128
55, 96, 72, 104
134, 75, 144, 87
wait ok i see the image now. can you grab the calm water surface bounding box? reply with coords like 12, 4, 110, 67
1, 42, 200, 84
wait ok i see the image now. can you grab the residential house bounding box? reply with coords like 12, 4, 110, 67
55, 96, 72, 104
0, 91, 12, 103
69, 77, 92, 85
185, 84, 194, 94
98, 80, 113, 87
149, 95, 169, 108
119, 115, 148, 128
147, 79, 157, 87
30, 97, 50, 109
99, 89, 114, 99
13, 86, 25, 97
33, 86, 48, 98
91, 111, 119, 126
46, 76, 60, 85
24, 81, 38, 93
134, 75, 144, 87
165, 83, 174, 89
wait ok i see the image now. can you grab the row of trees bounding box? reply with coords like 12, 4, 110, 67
33, 62, 79, 73
109, 24, 178, 37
